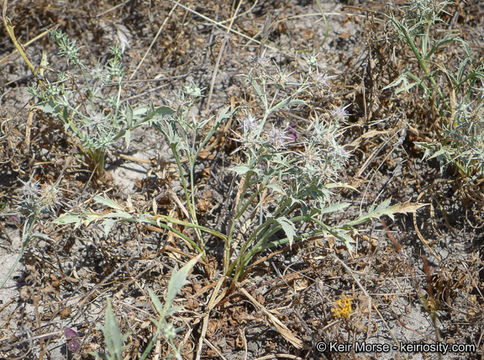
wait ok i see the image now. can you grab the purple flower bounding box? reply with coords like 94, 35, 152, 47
285, 123, 298, 142
8, 215, 20, 223
64, 327, 81, 353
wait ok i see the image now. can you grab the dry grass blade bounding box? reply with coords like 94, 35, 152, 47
205, 0, 244, 113
2, 0, 35, 74
239, 287, 303, 349
196, 276, 226, 360
129, 3, 178, 80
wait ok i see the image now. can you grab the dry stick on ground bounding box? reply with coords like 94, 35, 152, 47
95, 0, 131, 18
0, 23, 57, 68
129, 3, 178, 81
2, 0, 35, 74
204, 338, 228, 360
196, 276, 226, 360
169, 0, 277, 52
414, 188, 441, 261
204, 0, 244, 114
238, 285, 304, 349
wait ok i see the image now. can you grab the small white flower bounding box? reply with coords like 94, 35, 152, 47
18, 179, 41, 199
184, 82, 202, 98
305, 54, 319, 68
242, 115, 259, 135
312, 72, 334, 90
330, 104, 350, 123
268, 125, 290, 150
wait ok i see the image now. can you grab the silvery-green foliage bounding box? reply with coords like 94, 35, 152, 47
385, 0, 483, 178
54, 59, 420, 286
139, 255, 201, 360
92, 298, 129, 360
0, 174, 58, 288
28, 29, 174, 178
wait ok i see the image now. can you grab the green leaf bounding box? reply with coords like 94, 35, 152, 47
383, 73, 417, 94
231, 164, 252, 175
125, 103, 133, 128
94, 195, 124, 211
102, 219, 116, 237
428, 147, 450, 160
164, 255, 201, 310
319, 202, 350, 215
338, 230, 356, 253
149, 106, 175, 120
269, 98, 305, 113
266, 182, 285, 195
344, 199, 426, 227
215, 105, 233, 123
132, 104, 149, 118
326, 182, 358, 192
276, 217, 296, 248
55, 213, 82, 225
252, 79, 265, 106
99, 298, 129, 360
36, 102, 57, 114
124, 129, 131, 149
84, 212, 101, 226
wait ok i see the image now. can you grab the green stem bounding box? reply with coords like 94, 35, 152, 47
395, 18, 451, 112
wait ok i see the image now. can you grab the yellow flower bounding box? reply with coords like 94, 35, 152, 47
331, 294, 353, 319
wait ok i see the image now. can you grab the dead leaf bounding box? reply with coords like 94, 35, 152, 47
393, 201, 428, 214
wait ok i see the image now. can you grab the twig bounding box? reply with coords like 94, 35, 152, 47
129, 3, 178, 80
204, 0, 244, 113
196, 277, 226, 360
169, 0, 278, 52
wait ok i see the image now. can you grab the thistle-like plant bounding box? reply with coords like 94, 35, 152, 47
0, 174, 58, 288
385, 0, 483, 179
29, 29, 174, 179
56, 60, 423, 286
221, 62, 421, 283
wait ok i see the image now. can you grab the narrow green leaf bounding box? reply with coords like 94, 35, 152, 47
164, 255, 201, 310
276, 217, 296, 248
125, 103, 133, 127
252, 79, 264, 104
124, 129, 131, 149
55, 213, 82, 225
101, 298, 129, 360
148, 289, 165, 318
269, 98, 305, 113
94, 195, 124, 211
326, 182, 358, 191
132, 105, 149, 118
319, 202, 350, 215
